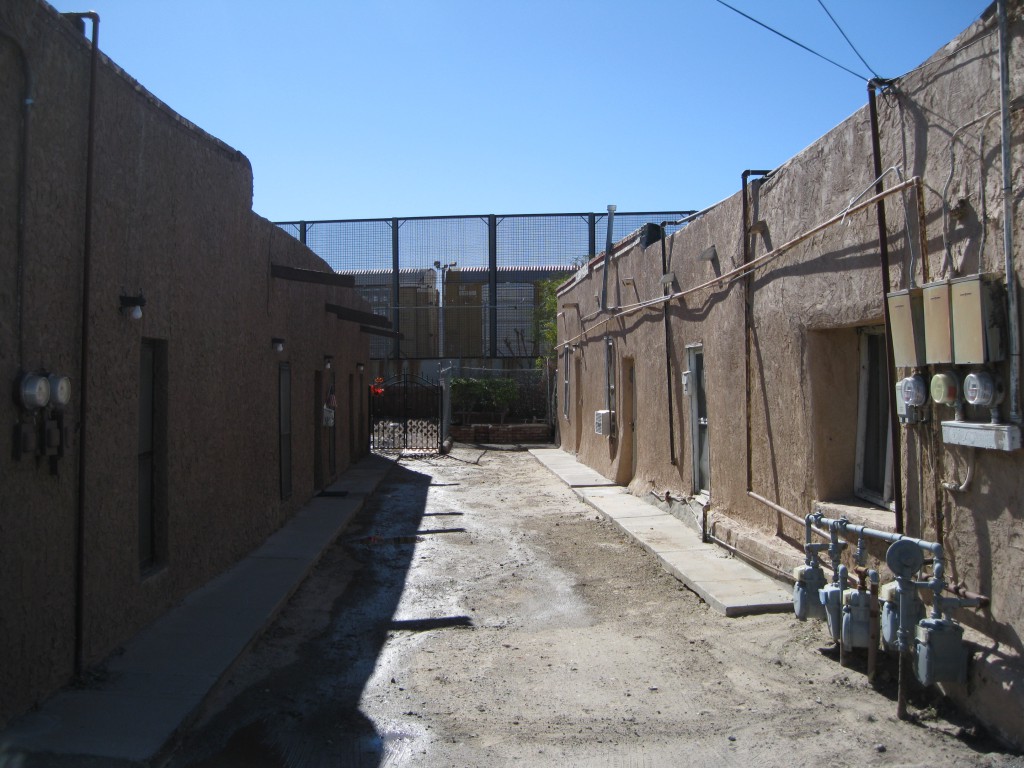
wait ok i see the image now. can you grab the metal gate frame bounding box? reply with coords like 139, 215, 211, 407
369, 374, 442, 452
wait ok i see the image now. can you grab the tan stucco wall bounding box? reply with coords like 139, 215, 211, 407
557, 3, 1023, 746
0, 0, 370, 723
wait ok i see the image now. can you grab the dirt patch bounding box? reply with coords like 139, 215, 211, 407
166, 451, 1022, 768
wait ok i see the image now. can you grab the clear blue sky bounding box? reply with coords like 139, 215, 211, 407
48, 0, 992, 222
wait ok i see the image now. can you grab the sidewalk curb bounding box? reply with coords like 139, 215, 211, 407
0, 455, 395, 764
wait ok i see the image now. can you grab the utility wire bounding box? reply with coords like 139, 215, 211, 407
815, 0, 881, 80
711, 0, 870, 82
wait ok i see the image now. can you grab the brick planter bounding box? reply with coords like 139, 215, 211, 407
449, 423, 552, 444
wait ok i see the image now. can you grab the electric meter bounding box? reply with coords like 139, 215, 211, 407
19, 374, 51, 410
900, 375, 928, 407
964, 371, 1002, 407
48, 375, 72, 409
930, 372, 960, 405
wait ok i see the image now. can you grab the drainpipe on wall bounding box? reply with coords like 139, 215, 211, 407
741, 169, 772, 498
997, 0, 1021, 424
867, 79, 906, 538
0, 25, 33, 370
656, 211, 699, 466
600, 205, 615, 312
64, 10, 100, 677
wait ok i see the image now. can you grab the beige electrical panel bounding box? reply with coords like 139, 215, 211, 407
923, 282, 953, 364
951, 275, 1005, 364
887, 289, 925, 367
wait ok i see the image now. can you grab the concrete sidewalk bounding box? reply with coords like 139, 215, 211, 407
529, 448, 792, 618
0, 454, 394, 764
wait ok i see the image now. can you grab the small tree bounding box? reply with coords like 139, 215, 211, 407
450, 377, 518, 423
534, 275, 564, 368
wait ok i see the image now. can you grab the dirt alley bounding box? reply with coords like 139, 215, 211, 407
163, 449, 1021, 768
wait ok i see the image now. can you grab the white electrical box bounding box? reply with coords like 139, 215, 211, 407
923, 282, 953, 364
595, 409, 614, 436
887, 289, 925, 367
951, 275, 1005, 364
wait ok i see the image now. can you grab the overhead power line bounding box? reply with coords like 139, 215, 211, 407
815, 0, 881, 80
711, 0, 870, 82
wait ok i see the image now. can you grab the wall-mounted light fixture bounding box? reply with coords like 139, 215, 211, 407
621, 277, 635, 286
561, 301, 579, 310
356, 362, 365, 373
119, 293, 146, 320
272, 337, 286, 353
324, 355, 333, 370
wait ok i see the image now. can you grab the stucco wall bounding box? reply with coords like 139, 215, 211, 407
557, 2, 1023, 746
0, 0, 371, 724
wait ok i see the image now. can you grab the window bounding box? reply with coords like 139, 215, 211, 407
855, 329, 892, 506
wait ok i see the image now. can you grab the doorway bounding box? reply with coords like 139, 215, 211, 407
686, 345, 710, 497
314, 371, 324, 491
615, 358, 637, 485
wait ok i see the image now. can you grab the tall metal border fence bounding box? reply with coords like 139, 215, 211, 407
276, 211, 692, 363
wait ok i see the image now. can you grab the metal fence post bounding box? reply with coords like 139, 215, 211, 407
391, 217, 401, 361
488, 214, 498, 358
588, 213, 596, 260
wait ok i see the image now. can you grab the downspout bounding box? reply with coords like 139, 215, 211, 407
602, 206, 615, 424
600, 204, 615, 312
998, 0, 1021, 424
0, 25, 33, 370
660, 228, 677, 465
659, 213, 698, 465
867, 79, 906, 536
741, 170, 772, 497
65, 11, 100, 677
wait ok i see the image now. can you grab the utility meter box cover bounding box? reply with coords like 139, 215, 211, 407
922, 282, 953, 364
887, 288, 925, 367
951, 274, 1006, 364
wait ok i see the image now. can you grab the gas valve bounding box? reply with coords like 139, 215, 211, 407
915, 618, 968, 686
793, 564, 827, 621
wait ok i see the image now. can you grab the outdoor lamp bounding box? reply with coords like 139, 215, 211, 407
119, 293, 146, 320
272, 337, 286, 353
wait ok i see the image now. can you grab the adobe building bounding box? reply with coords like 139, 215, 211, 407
0, 0, 374, 725
556, 2, 1024, 748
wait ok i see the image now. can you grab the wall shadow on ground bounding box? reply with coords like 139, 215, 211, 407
169, 459, 459, 768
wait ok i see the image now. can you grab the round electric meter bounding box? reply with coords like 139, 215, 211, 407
19, 374, 51, 410
900, 375, 928, 407
964, 372, 1001, 407
929, 372, 959, 405
48, 374, 72, 408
